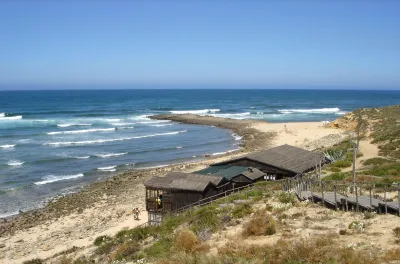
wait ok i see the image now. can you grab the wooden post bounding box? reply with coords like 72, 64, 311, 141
334, 185, 338, 210
321, 182, 325, 207
398, 184, 400, 217
384, 186, 387, 214
369, 187, 372, 212
355, 185, 359, 212
310, 180, 314, 203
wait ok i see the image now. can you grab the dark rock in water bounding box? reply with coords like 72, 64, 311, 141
204, 154, 211, 157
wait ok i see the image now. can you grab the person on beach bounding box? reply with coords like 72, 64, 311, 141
133, 207, 140, 220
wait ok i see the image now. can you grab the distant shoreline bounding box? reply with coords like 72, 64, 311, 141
150, 114, 277, 151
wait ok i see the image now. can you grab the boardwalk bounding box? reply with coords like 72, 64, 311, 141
287, 178, 400, 216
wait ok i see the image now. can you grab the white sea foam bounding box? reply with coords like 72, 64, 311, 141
98, 165, 117, 170
111, 122, 135, 126
34, 173, 84, 185
211, 148, 240, 156
0, 144, 15, 149
170, 109, 220, 114
212, 112, 251, 119
74, 156, 90, 159
138, 120, 171, 124
7, 160, 24, 166
0, 211, 20, 219
44, 130, 187, 146
278, 108, 340, 114
95, 152, 128, 158
150, 124, 173, 127
231, 133, 242, 141
0, 113, 4, 117
105, 118, 121, 122
97, 165, 117, 172
0, 115, 22, 120
335, 111, 347, 115
129, 115, 151, 121
57, 123, 92, 128
118, 126, 135, 130
176, 146, 183, 149
47, 128, 115, 135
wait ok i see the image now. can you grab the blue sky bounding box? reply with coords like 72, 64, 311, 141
0, 1, 399, 89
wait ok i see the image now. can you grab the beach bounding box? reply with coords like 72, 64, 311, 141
0, 115, 350, 263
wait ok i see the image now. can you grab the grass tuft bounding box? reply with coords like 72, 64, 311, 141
242, 210, 276, 237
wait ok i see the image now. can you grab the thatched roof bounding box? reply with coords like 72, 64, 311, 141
144, 172, 223, 192
212, 144, 324, 174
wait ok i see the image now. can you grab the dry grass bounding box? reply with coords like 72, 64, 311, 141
383, 248, 400, 262
218, 234, 378, 264
174, 230, 199, 253
109, 242, 140, 261
393, 227, 400, 244
242, 210, 276, 237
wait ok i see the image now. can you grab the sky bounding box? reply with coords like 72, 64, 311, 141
0, 1, 399, 89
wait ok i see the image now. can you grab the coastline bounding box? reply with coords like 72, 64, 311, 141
0, 115, 346, 263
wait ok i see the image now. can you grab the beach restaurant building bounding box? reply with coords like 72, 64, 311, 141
144, 144, 323, 222
210, 144, 325, 179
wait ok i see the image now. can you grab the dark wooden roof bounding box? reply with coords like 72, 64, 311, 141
241, 168, 266, 180
198, 166, 265, 181
212, 144, 324, 174
144, 172, 223, 192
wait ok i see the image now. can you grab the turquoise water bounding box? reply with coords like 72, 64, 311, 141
0, 89, 399, 216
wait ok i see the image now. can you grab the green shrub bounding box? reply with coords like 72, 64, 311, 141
231, 203, 253, 219
363, 162, 400, 177
324, 172, 348, 181
73, 256, 95, 264
364, 157, 390, 166
191, 205, 220, 233
331, 160, 352, 168
277, 192, 296, 205
93, 235, 111, 246
23, 259, 43, 264
144, 237, 173, 258
330, 167, 341, 172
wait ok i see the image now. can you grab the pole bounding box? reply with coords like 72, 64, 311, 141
352, 142, 357, 192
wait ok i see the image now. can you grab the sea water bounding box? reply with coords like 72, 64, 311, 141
0, 89, 399, 216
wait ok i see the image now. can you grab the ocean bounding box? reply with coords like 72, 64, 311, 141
1, 89, 399, 217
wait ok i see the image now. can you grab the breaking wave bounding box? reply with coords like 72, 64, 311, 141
170, 109, 220, 114
150, 124, 173, 127
95, 152, 128, 158
44, 130, 187, 146
7, 160, 25, 166
57, 123, 92, 128
0, 144, 15, 149
231, 133, 242, 141
97, 165, 117, 172
34, 173, 84, 185
210, 112, 251, 119
211, 148, 241, 156
0, 115, 23, 120
278, 108, 340, 114
73, 156, 90, 159
111, 122, 135, 126
47, 128, 115, 135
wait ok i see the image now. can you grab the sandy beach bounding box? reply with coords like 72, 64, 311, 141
0, 116, 350, 263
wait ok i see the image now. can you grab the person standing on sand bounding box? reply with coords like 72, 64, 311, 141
133, 207, 140, 220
